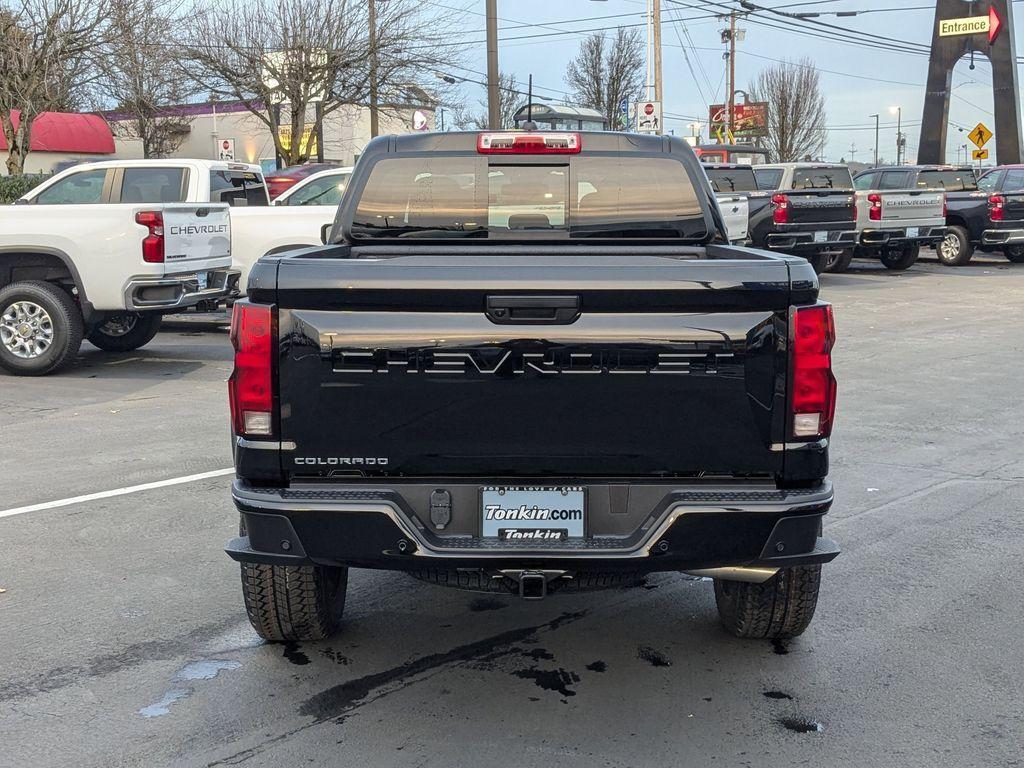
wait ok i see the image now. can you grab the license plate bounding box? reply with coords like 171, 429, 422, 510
481, 486, 585, 540
196, 272, 209, 289
813, 231, 828, 243
906, 227, 919, 238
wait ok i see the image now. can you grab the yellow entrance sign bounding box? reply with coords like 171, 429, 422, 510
939, 15, 990, 37
972, 149, 989, 161
969, 123, 993, 149
278, 124, 318, 155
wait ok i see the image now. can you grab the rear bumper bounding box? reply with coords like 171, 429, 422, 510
123, 268, 240, 311
226, 479, 839, 575
981, 228, 1024, 246
859, 225, 946, 248
765, 229, 857, 253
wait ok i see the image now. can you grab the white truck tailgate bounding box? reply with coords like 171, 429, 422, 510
162, 204, 231, 273
716, 194, 749, 243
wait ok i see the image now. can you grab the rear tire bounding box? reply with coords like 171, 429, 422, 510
880, 245, 919, 271
1004, 245, 1024, 263
824, 249, 854, 273
86, 312, 162, 352
0, 280, 83, 376
713, 564, 822, 639
937, 226, 974, 266
241, 561, 348, 642
805, 252, 829, 275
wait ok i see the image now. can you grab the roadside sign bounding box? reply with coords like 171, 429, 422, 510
973, 148, 989, 161
635, 101, 662, 134
218, 138, 235, 161
939, 8, 1001, 42
619, 98, 629, 115
709, 102, 768, 138
969, 122, 993, 149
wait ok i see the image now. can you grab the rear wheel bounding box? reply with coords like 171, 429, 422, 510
713, 564, 822, 639
86, 312, 162, 352
880, 245, 919, 271
937, 226, 974, 266
824, 249, 854, 273
805, 252, 829, 275
1004, 245, 1024, 263
0, 280, 83, 376
241, 562, 348, 642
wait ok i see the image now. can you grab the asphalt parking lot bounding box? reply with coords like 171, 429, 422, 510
2, 256, 1023, 768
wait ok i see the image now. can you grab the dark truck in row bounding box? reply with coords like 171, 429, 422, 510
854, 164, 1024, 267
225, 131, 840, 644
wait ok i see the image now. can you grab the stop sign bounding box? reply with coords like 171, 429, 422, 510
222, 140, 230, 150
644, 103, 654, 116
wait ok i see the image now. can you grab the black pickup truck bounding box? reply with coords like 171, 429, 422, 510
854, 165, 1024, 266
225, 131, 840, 644
751, 163, 859, 274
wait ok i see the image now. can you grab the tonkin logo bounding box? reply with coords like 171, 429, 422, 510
499, 528, 567, 541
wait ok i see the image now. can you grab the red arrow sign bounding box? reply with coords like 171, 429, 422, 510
989, 6, 1001, 43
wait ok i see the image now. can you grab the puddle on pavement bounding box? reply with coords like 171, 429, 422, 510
283, 643, 311, 665
139, 689, 190, 718
513, 667, 580, 697
138, 659, 242, 718
763, 690, 794, 700
778, 716, 824, 733
585, 660, 607, 673
637, 645, 672, 667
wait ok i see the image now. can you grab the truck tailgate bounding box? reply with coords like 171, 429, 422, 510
716, 194, 749, 242
160, 203, 231, 273
870, 189, 945, 225
273, 251, 792, 480
785, 191, 855, 225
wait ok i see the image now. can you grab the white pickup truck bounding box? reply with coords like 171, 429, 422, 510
0, 165, 235, 375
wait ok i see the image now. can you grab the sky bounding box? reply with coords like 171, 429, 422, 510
433, 0, 1023, 164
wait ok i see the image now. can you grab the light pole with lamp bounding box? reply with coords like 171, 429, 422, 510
869, 113, 879, 166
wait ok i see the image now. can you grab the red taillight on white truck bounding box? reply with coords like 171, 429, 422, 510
229, 302, 274, 437
790, 304, 837, 439
867, 193, 882, 222
989, 194, 1005, 222
771, 194, 790, 224
477, 132, 582, 154
135, 210, 164, 263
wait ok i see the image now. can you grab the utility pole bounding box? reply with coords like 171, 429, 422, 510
486, 0, 500, 129
653, 0, 663, 103
369, 0, 379, 138
728, 11, 736, 141
870, 114, 879, 166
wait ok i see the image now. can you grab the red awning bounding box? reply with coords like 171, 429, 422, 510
0, 111, 115, 154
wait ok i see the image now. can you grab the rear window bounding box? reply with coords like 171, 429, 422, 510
120, 167, 186, 203
754, 168, 784, 190
350, 155, 707, 240
209, 171, 269, 206
917, 170, 977, 191
705, 167, 758, 193
791, 167, 853, 190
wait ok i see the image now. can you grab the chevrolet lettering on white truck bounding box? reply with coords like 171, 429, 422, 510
224, 130, 841, 645
0, 162, 236, 375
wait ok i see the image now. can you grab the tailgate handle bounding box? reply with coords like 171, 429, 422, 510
195, 207, 210, 217
485, 295, 580, 325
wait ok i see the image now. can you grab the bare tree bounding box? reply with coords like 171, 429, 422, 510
747, 58, 827, 162
0, 0, 108, 174
565, 28, 644, 129
459, 71, 521, 130
180, 0, 457, 167
99, 0, 196, 158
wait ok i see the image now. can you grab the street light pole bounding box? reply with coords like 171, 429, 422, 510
486, 0, 500, 129
870, 114, 879, 167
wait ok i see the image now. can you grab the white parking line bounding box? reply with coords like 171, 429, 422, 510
0, 468, 235, 520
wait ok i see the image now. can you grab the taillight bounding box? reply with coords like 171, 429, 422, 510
135, 211, 164, 263
989, 194, 1005, 222
228, 301, 274, 437
867, 193, 882, 221
771, 193, 790, 224
790, 304, 837, 440
477, 132, 582, 154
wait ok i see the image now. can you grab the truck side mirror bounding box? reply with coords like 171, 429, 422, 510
320, 223, 333, 244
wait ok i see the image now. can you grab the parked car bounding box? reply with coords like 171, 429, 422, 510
265, 163, 343, 200
272, 166, 353, 208
13, 159, 339, 295
224, 130, 841, 644
702, 163, 771, 245
749, 163, 858, 273
853, 165, 996, 267
0, 164, 235, 375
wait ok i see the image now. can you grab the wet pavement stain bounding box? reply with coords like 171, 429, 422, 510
296, 612, 587, 722
468, 597, 508, 612
763, 690, 794, 700
138, 689, 189, 718
771, 639, 790, 655
320, 649, 351, 665
283, 643, 310, 666
585, 660, 607, 673
778, 716, 824, 733
637, 646, 672, 667
175, 660, 241, 681
513, 667, 580, 697
524, 648, 554, 661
